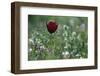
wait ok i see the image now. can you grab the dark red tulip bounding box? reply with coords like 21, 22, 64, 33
46, 20, 58, 34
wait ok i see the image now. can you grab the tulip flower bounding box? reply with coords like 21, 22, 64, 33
46, 20, 58, 34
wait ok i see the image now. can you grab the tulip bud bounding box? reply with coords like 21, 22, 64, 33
46, 20, 58, 34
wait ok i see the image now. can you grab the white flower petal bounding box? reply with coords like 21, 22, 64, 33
29, 48, 32, 52
72, 32, 76, 36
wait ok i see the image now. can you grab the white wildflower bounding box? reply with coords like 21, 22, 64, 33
29, 38, 32, 42
63, 25, 69, 30
77, 34, 81, 40
36, 38, 41, 44
76, 54, 80, 57
40, 45, 45, 49
65, 51, 69, 55
29, 38, 34, 44
62, 51, 69, 55
29, 48, 32, 52
62, 52, 65, 55
64, 42, 68, 49
64, 45, 68, 49
63, 25, 66, 29
72, 32, 76, 36
62, 51, 70, 58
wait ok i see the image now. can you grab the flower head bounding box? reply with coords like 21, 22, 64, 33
47, 20, 58, 34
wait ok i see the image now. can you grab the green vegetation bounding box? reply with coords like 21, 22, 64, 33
28, 15, 88, 60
